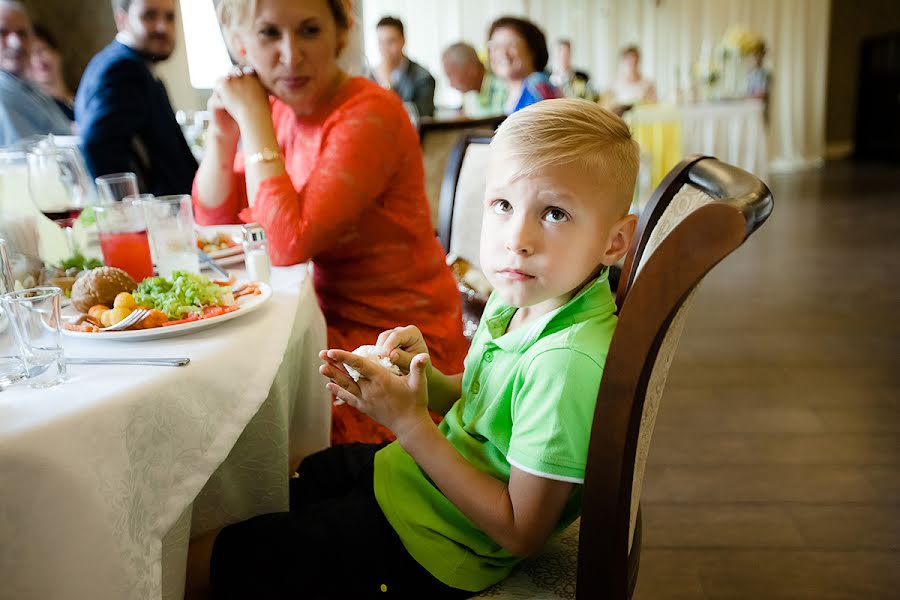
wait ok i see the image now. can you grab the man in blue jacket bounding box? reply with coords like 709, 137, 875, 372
76, 0, 196, 196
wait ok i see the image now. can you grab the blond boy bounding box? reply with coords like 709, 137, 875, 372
187, 99, 639, 599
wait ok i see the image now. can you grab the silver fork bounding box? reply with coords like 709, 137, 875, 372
101, 308, 151, 332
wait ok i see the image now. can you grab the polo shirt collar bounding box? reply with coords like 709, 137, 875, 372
484, 268, 614, 353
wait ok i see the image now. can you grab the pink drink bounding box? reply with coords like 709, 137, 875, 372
99, 230, 154, 282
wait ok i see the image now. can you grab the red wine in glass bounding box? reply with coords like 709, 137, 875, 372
41, 208, 84, 229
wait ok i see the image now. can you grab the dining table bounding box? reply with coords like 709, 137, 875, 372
0, 262, 330, 600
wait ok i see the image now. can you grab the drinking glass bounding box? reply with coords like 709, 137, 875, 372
0, 239, 25, 387
93, 200, 155, 282
141, 195, 199, 277
0, 286, 66, 388
26, 138, 94, 254
95, 172, 139, 204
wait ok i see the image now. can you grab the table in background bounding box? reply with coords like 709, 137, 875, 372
0, 264, 329, 600
628, 99, 768, 202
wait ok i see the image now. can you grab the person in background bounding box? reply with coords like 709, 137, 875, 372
0, 0, 71, 148
550, 38, 593, 101
746, 41, 771, 124
441, 41, 506, 117
192, 0, 468, 445
28, 24, 75, 121
76, 0, 197, 195
371, 15, 435, 118
610, 45, 656, 107
487, 16, 561, 115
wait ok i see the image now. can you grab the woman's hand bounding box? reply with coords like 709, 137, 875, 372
206, 89, 240, 144
319, 349, 432, 439
376, 325, 430, 373
213, 66, 271, 130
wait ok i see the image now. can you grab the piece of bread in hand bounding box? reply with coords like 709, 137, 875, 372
344, 345, 402, 382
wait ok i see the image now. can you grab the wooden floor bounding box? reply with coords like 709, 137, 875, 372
632, 161, 900, 599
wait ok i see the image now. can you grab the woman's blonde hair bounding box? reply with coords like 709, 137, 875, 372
493, 99, 640, 214
217, 0, 352, 56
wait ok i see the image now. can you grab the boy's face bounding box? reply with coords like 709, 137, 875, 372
480, 145, 637, 315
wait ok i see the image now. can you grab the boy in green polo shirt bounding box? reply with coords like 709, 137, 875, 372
185, 99, 639, 600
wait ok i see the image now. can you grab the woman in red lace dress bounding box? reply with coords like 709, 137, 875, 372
193, 0, 467, 445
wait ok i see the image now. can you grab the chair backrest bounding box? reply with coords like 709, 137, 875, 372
577, 156, 773, 599
420, 116, 505, 228
437, 132, 494, 266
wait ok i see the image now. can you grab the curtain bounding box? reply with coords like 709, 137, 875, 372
362, 0, 831, 169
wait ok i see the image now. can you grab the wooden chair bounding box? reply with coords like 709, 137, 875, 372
437, 132, 493, 265
421, 117, 503, 229
474, 155, 774, 599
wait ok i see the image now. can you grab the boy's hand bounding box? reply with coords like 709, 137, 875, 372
319, 349, 432, 439
376, 325, 429, 373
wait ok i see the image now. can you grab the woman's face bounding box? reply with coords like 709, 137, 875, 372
489, 27, 534, 82
28, 37, 62, 86
236, 0, 347, 114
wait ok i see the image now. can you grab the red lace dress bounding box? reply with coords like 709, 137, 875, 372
192, 77, 468, 444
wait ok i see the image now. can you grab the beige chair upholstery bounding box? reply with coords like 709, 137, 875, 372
437, 133, 493, 267
473, 156, 773, 599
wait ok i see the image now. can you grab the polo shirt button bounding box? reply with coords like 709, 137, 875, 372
484, 351, 493, 363
472, 381, 480, 394
380, 583, 388, 593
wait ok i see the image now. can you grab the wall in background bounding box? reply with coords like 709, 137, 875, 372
825, 0, 900, 153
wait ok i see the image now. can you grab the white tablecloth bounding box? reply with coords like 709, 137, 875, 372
629, 99, 768, 180
0, 264, 330, 600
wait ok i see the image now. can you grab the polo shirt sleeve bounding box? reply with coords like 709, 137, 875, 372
507, 349, 603, 483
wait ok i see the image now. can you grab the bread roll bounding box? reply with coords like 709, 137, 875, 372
71, 267, 138, 313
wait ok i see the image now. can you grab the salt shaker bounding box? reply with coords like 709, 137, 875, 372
241, 223, 271, 284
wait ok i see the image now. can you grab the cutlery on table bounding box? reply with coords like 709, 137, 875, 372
198, 250, 231, 280
66, 357, 191, 367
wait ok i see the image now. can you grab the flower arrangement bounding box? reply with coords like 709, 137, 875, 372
721, 26, 764, 57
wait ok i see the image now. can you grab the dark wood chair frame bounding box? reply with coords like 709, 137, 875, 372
437, 132, 494, 254
578, 155, 773, 599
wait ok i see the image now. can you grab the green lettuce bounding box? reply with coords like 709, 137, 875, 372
133, 271, 227, 319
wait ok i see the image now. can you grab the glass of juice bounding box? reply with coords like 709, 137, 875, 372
93, 200, 155, 282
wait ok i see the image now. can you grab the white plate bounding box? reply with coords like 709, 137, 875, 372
61, 282, 272, 342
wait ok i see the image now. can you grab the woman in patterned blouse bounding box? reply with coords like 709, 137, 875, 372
193, 0, 468, 445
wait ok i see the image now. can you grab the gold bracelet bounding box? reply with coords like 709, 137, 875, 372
246, 147, 283, 165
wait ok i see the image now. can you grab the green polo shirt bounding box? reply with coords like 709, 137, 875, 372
374, 271, 617, 591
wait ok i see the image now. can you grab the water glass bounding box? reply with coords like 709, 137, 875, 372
142, 195, 199, 277
95, 172, 139, 203
94, 200, 155, 282
0, 286, 66, 388
0, 239, 25, 387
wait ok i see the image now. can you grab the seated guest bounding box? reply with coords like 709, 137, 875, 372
488, 16, 562, 114
75, 0, 197, 195
371, 16, 435, 118
441, 42, 506, 117
550, 38, 593, 101
28, 24, 75, 121
193, 0, 468, 445
611, 44, 657, 106
185, 97, 640, 600
746, 41, 771, 124
0, 1, 71, 148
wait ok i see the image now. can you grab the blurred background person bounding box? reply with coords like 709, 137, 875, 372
611, 44, 656, 107
371, 15, 435, 118
441, 41, 506, 117
27, 24, 75, 121
0, 0, 71, 147
76, 0, 197, 195
550, 38, 593, 101
746, 41, 771, 124
488, 16, 561, 114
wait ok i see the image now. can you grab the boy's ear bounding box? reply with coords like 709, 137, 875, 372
601, 213, 638, 266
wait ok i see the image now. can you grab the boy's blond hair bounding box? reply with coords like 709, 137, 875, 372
492, 99, 640, 214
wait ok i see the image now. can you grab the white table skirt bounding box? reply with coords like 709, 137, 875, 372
0, 264, 330, 600
630, 99, 768, 180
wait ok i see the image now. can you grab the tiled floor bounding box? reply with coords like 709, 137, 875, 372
632, 161, 900, 599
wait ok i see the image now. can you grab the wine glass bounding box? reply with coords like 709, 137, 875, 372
26, 136, 95, 255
